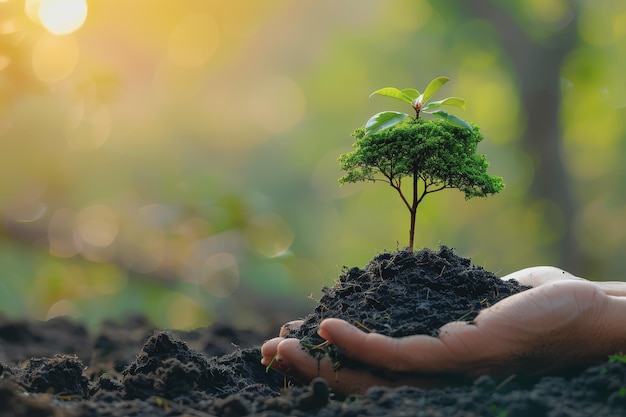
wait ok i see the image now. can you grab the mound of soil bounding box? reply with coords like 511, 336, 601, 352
1, 247, 625, 416
287, 246, 531, 366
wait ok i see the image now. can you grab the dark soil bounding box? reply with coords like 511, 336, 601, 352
1, 247, 625, 416
287, 246, 532, 368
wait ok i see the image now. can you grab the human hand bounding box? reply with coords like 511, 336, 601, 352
261, 267, 626, 395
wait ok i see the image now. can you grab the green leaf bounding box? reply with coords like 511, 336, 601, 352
609, 354, 626, 364
369, 87, 413, 105
431, 110, 473, 132
418, 76, 451, 105
365, 111, 409, 135
422, 97, 466, 111
401, 88, 420, 104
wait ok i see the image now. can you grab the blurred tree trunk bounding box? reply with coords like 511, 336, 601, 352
466, 0, 585, 272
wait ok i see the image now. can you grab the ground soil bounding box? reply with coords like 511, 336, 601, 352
1, 246, 625, 416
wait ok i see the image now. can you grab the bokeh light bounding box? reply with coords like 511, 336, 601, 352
166, 292, 209, 329
245, 212, 294, 258
524, 0, 573, 31
2, 0, 626, 330
76, 204, 118, 248
47, 298, 80, 319
200, 252, 240, 297
37, 0, 88, 35
48, 209, 80, 258
31, 33, 79, 82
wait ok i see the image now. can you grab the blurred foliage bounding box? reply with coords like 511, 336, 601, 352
1, 0, 625, 330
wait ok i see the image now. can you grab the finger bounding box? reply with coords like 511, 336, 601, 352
476, 280, 599, 331
594, 282, 626, 297
502, 268, 626, 297
501, 266, 583, 287
279, 320, 304, 337
260, 337, 283, 366
318, 318, 456, 374
275, 338, 385, 393
273, 337, 438, 395
594, 293, 626, 351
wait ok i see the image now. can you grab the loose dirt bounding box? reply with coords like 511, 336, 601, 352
1, 247, 624, 416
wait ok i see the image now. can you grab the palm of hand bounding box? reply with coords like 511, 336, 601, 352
262, 268, 626, 395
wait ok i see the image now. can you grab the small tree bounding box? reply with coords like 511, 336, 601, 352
339, 76, 504, 251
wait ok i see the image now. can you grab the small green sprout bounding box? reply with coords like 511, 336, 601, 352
608, 353, 626, 364
601, 352, 626, 374
265, 353, 278, 373
365, 76, 472, 135
339, 76, 504, 251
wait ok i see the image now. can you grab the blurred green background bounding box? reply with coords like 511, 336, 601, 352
1, 0, 625, 331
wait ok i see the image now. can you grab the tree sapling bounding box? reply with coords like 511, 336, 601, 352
338, 76, 504, 251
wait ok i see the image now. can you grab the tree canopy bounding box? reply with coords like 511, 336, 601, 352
339, 118, 504, 250
340, 119, 503, 198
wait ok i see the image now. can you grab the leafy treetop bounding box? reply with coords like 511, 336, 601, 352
339, 76, 504, 251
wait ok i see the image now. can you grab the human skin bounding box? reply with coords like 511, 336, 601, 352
261, 267, 626, 395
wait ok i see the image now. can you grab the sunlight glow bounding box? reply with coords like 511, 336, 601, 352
38, 0, 88, 35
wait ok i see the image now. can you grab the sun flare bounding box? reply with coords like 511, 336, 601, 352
33, 0, 88, 35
